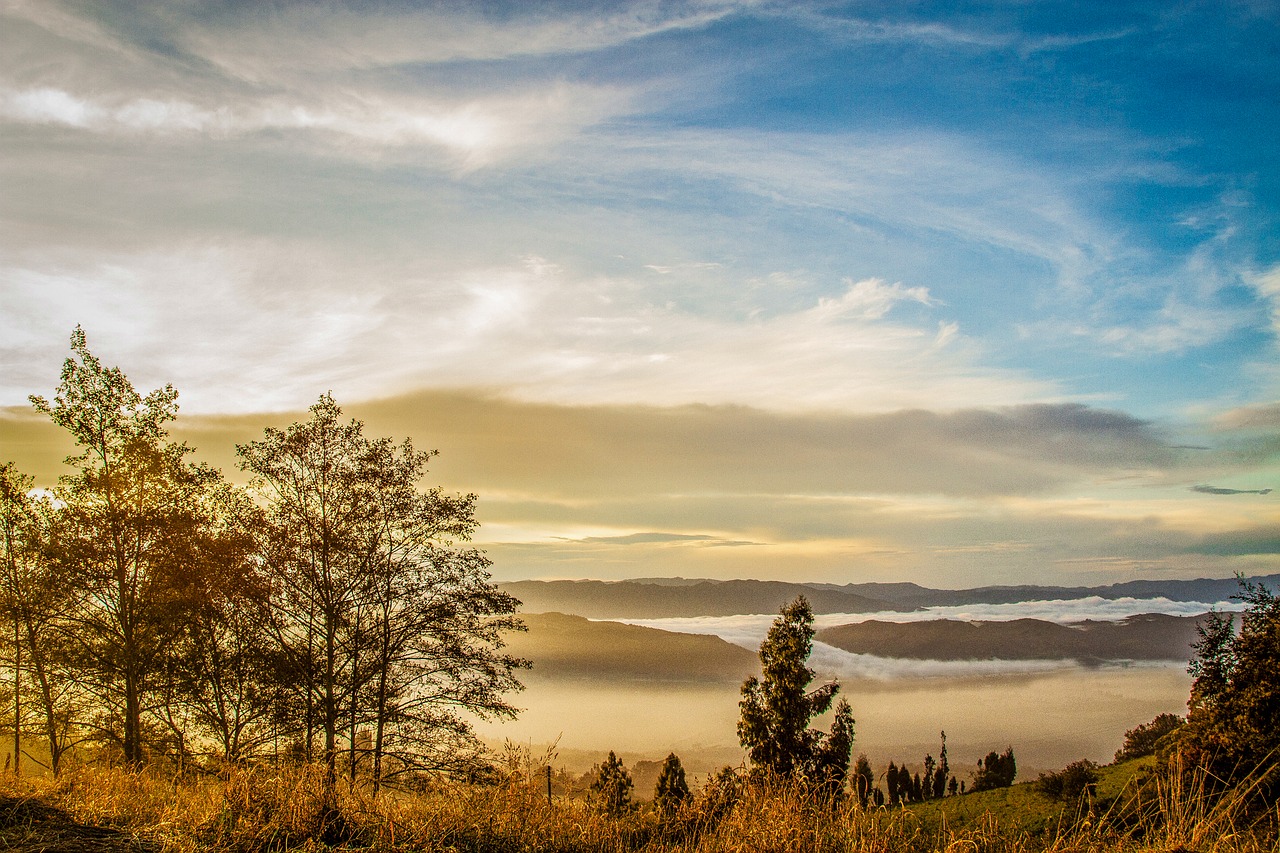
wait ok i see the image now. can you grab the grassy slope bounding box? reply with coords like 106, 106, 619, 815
904, 757, 1156, 837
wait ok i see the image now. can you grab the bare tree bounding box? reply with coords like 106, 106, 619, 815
238, 394, 525, 797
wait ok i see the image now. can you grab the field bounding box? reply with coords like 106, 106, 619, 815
1, 757, 1275, 853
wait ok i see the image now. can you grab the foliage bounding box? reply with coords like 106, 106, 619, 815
237, 393, 527, 792
1034, 758, 1099, 801
0, 461, 83, 775
972, 747, 1017, 791
653, 752, 688, 816
738, 596, 855, 787
8, 331, 522, 785
1181, 578, 1280, 798
852, 753, 873, 806
29, 328, 246, 767
931, 731, 950, 798
1115, 712, 1184, 762
589, 750, 633, 815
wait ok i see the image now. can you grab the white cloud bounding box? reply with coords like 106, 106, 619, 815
2, 86, 102, 126
177, 1, 757, 79
1, 245, 1050, 414
1086, 297, 1254, 355
0, 82, 632, 166
1250, 264, 1280, 335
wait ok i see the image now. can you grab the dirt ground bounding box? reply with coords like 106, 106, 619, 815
0, 795, 157, 852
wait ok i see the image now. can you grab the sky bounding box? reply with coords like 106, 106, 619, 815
1, 0, 1278, 587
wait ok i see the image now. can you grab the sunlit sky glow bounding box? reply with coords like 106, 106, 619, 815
1, 0, 1277, 587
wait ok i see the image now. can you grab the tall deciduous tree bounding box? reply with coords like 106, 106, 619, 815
30, 328, 226, 766
738, 596, 855, 786
932, 731, 950, 798
0, 463, 79, 775
157, 482, 274, 763
238, 394, 525, 794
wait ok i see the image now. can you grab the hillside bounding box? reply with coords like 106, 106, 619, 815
503, 612, 759, 682
501, 579, 902, 618
905, 756, 1157, 837
816, 613, 1207, 662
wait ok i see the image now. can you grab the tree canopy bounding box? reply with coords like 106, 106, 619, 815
3, 330, 525, 787
1182, 578, 1280, 796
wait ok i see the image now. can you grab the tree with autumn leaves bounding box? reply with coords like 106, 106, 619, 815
0, 329, 525, 786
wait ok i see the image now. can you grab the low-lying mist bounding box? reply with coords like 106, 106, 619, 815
476, 664, 1191, 780
613, 595, 1237, 650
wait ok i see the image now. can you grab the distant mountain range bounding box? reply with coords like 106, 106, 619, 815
499, 579, 902, 619
499, 574, 1280, 619
816, 613, 1211, 663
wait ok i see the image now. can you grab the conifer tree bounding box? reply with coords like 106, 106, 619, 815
738, 596, 855, 785
590, 751, 634, 815
654, 752, 689, 816
852, 754, 874, 806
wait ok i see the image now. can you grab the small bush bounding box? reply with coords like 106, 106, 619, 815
1115, 712, 1184, 762
1035, 759, 1099, 801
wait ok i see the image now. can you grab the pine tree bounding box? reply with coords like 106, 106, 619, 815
738, 596, 855, 785
852, 754, 874, 806
590, 751, 633, 815
654, 752, 689, 816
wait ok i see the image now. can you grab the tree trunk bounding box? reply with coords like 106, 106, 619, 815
23, 616, 62, 776
12, 614, 20, 778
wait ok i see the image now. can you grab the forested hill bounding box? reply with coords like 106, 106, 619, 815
498, 579, 903, 618
498, 574, 1280, 619
816, 613, 1210, 662
504, 613, 758, 682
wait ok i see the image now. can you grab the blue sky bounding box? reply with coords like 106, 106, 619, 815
1, 0, 1277, 585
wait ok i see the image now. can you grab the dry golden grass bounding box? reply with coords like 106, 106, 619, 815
0, 760, 1275, 853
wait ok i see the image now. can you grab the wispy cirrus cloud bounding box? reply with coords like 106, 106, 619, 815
0, 82, 635, 167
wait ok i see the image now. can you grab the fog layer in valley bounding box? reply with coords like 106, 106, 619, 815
614, 596, 1239, 648
476, 665, 1191, 779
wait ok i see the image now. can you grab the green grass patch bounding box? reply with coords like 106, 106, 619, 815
901, 757, 1158, 839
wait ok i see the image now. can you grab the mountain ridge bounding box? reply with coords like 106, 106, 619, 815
499, 574, 1280, 619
